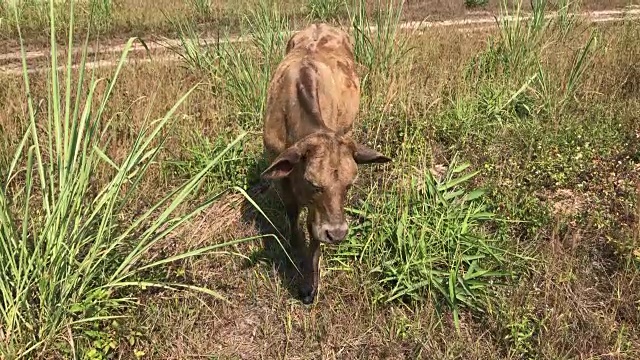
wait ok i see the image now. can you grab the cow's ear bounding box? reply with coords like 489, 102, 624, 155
285, 34, 297, 54
341, 32, 355, 59
353, 143, 392, 165
261, 146, 303, 180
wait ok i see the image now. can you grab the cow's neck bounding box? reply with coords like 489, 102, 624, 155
288, 120, 331, 145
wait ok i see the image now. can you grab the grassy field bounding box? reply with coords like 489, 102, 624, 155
1, 0, 640, 359
0, 0, 635, 45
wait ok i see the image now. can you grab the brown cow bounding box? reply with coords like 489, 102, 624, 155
261, 23, 392, 304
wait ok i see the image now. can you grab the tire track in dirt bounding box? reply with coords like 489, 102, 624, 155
1, 6, 639, 75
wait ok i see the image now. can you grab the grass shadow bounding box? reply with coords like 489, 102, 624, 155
237, 157, 305, 302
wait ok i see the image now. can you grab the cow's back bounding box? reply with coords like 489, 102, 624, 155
263, 23, 360, 160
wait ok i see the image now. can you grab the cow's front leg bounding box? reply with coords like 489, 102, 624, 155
279, 180, 305, 263
284, 201, 304, 254
298, 216, 321, 304
279, 179, 311, 302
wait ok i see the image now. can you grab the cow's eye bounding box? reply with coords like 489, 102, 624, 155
309, 182, 322, 194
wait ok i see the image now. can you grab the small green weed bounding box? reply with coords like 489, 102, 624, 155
465, 0, 489, 8
502, 302, 545, 358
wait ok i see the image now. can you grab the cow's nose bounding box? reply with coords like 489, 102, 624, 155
325, 226, 347, 243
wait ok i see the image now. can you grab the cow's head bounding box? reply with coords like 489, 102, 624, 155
261, 132, 391, 244
285, 23, 355, 60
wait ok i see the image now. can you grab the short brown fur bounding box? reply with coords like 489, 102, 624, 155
261, 23, 391, 304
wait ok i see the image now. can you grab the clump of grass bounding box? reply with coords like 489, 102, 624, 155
306, 0, 344, 22
1, 0, 53, 33
172, 0, 291, 129
188, 0, 214, 21
341, 155, 512, 330
553, 0, 581, 39
0, 1, 266, 357
0, 0, 114, 36
164, 131, 263, 193
464, 0, 600, 119
465, 0, 489, 8
529, 28, 600, 117
559, 30, 599, 103
466, 0, 549, 83
89, 0, 114, 30
347, 0, 414, 96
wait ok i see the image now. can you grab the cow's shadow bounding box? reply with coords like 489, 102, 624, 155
237, 159, 305, 302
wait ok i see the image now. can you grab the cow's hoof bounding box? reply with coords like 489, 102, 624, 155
299, 285, 316, 305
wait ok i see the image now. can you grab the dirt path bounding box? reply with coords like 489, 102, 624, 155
1, 5, 638, 75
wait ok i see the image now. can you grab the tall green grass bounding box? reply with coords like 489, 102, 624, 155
347, 0, 413, 96
465, 0, 549, 83
172, 0, 291, 130
0, 1, 265, 357
464, 0, 600, 119
89, 0, 113, 30
554, 0, 581, 39
1, 0, 114, 35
